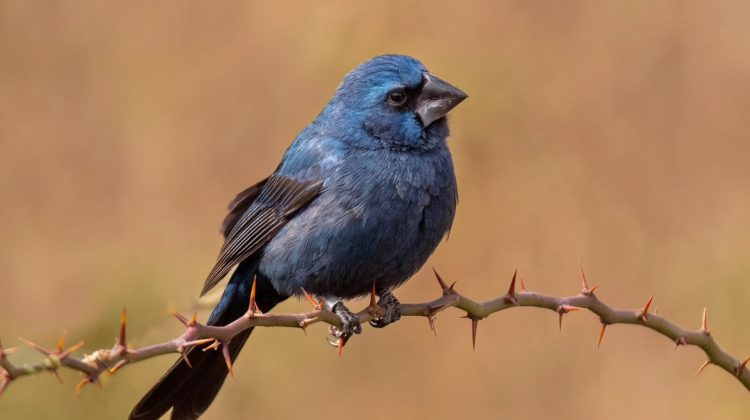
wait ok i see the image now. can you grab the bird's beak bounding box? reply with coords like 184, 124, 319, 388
416, 73, 468, 127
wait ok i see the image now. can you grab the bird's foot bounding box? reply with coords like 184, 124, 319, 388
369, 289, 401, 328
329, 301, 362, 347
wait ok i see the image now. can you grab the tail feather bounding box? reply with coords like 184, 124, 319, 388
130, 265, 285, 420
130, 330, 251, 420
170, 329, 251, 420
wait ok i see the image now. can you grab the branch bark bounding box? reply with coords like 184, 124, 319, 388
1, 266, 748, 397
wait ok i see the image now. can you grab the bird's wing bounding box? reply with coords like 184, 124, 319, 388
220, 177, 269, 238
201, 174, 323, 295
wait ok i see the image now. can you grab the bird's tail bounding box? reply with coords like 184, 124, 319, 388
129, 265, 286, 420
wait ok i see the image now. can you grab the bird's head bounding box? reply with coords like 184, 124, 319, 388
329, 54, 467, 150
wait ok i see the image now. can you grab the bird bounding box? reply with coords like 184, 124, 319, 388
129, 54, 467, 420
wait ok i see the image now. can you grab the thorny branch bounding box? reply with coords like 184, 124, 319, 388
1, 264, 749, 397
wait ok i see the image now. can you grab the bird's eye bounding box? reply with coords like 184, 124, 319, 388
387, 90, 408, 106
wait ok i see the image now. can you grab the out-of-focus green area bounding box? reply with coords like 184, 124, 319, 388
1, 1, 749, 419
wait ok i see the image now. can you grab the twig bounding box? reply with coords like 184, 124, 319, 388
1, 265, 748, 397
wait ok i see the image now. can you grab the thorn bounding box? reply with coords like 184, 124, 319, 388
222, 344, 233, 377
471, 317, 478, 350
433, 267, 448, 290
51, 368, 64, 384
301, 288, 324, 310
248, 275, 260, 316
203, 340, 221, 352
366, 281, 385, 318
301, 288, 315, 307
171, 311, 191, 327
19, 338, 52, 356
579, 260, 590, 290
637, 295, 654, 321
433, 268, 456, 295
75, 375, 101, 393
736, 356, 750, 378
578, 260, 589, 290
674, 337, 687, 350
701, 307, 712, 335
504, 269, 518, 304
597, 323, 607, 350
108, 360, 128, 375
190, 312, 197, 327
56, 331, 67, 354
461, 313, 481, 350
0, 347, 16, 358
182, 338, 214, 349
118, 307, 127, 354
0, 338, 17, 359
179, 348, 193, 368
557, 304, 583, 331
326, 336, 347, 358
427, 315, 436, 336
424, 306, 443, 337
696, 359, 711, 375
520, 277, 527, 292
579, 261, 600, 296
75, 377, 90, 394
56, 341, 84, 361
298, 317, 318, 334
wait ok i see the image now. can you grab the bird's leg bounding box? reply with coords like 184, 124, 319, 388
326, 300, 362, 345
369, 289, 401, 328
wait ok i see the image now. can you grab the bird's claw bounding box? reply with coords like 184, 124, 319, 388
329, 302, 362, 346
369, 290, 401, 328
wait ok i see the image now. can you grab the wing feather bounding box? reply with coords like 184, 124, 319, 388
220, 178, 268, 238
201, 175, 323, 296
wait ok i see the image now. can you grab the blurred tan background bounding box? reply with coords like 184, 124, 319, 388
2, 1, 750, 419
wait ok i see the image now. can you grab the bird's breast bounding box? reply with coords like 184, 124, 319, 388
260, 148, 457, 298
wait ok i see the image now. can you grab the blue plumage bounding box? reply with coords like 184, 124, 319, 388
262, 60, 458, 297
131, 54, 466, 420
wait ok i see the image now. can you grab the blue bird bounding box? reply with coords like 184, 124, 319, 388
130, 54, 467, 420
